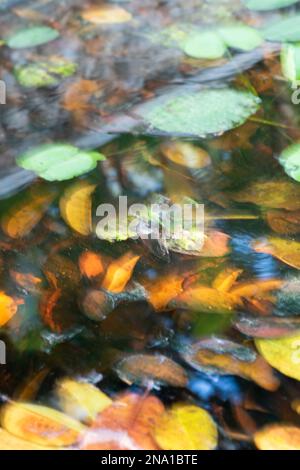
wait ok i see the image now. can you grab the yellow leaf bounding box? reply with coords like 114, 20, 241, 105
0, 428, 57, 450
1, 402, 85, 448
145, 273, 184, 310
81, 6, 132, 24
172, 285, 239, 314
254, 424, 300, 450
60, 181, 96, 236
102, 251, 140, 293
0, 291, 19, 327
230, 279, 283, 298
153, 404, 218, 450
56, 378, 112, 424
256, 332, 300, 381
212, 268, 243, 293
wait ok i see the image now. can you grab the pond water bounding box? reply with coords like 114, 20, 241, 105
1, 0, 300, 451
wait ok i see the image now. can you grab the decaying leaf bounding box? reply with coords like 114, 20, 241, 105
1, 402, 85, 447
170, 285, 239, 314
181, 338, 280, 391
230, 180, 300, 211
81, 5, 132, 24
145, 273, 184, 310
266, 210, 300, 235
234, 315, 300, 339
153, 404, 218, 451
115, 354, 188, 388
80, 393, 164, 450
60, 180, 96, 236
254, 424, 300, 450
102, 252, 140, 293
0, 292, 20, 327
256, 332, 300, 381
1, 185, 57, 239
253, 237, 300, 269
79, 251, 105, 280
160, 141, 211, 169
10, 270, 42, 294
56, 378, 112, 424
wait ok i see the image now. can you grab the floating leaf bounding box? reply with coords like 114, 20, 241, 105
256, 332, 300, 380
56, 378, 112, 424
1, 402, 85, 447
81, 5, 132, 24
234, 314, 300, 339
160, 142, 211, 169
7, 26, 59, 49
254, 424, 300, 450
244, 0, 299, 10
80, 393, 164, 450
102, 251, 140, 293
281, 43, 300, 82
116, 354, 188, 388
253, 236, 300, 269
182, 338, 280, 391
79, 251, 105, 280
17, 144, 105, 182
279, 143, 300, 182
153, 404, 218, 451
1, 185, 57, 238
263, 15, 300, 42
183, 31, 226, 59
218, 24, 263, 51
0, 292, 19, 327
144, 88, 261, 138
231, 180, 300, 210
60, 181, 96, 236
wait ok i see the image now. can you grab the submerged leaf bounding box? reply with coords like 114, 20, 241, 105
81, 5, 132, 24
79, 251, 105, 280
0, 292, 19, 327
56, 378, 112, 424
256, 332, 300, 380
15, 57, 77, 88
7, 26, 59, 49
153, 404, 218, 451
266, 209, 300, 235
145, 273, 184, 311
170, 285, 239, 314
17, 144, 105, 182
144, 88, 260, 138
253, 237, 300, 269
60, 181, 96, 236
182, 338, 280, 391
102, 252, 140, 293
81, 393, 164, 450
234, 315, 300, 339
160, 142, 211, 169
0, 428, 55, 450
1, 402, 85, 447
116, 354, 188, 388
254, 424, 300, 450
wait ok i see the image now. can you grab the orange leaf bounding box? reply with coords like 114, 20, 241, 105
79, 251, 105, 280
80, 393, 164, 450
0, 292, 19, 327
102, 252, 140, 293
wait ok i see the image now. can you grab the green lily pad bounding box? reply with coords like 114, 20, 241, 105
7, 26, 59, 49
16, 144, 106, 181
244, 0, 299, 10
183, 31, 226, 59
263, 15, 300, 42
144, 88, 261, 138
218, 24, 263, 51
279, 143, 300, 182
281, 43, 300, 81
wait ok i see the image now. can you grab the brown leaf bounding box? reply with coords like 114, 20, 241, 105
253, 237, 300, 269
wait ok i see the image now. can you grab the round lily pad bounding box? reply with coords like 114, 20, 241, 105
16, 144, 106, 181
279, 143, 300, 182
218, 24, 263, 51
144, 88, 261, 138
183, 31, 226, 59
7, 26, 60, 49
